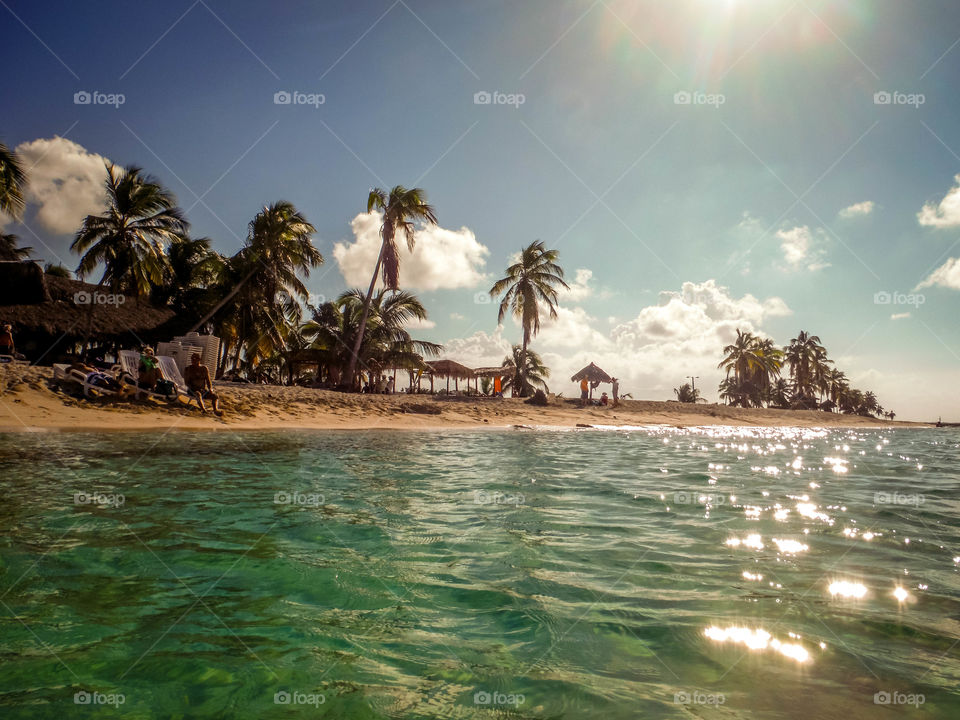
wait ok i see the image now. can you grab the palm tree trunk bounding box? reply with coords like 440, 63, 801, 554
519, 327, 529, 397
345, 241, 386, 388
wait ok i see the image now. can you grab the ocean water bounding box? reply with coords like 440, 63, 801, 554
0, 426, 958, 719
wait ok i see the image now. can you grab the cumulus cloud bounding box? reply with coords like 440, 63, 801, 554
839, 201, 875, 218
918, 175, 960, 228
561, 268, 595, 302
442, 279, 791, 401
916, 257, 960, 290
15, 137, 110, 234
404, 317, 436, 330
450, 312, 465, 320
775, 225, 830, 271
332, 211, 489, 291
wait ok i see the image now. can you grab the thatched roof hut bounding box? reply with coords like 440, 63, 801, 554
472, 365, 509, 378
0, 261, 175, 362
424, 359, 474, 393
570, 362, 613, 384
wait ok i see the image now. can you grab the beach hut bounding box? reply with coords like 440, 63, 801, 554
0, 261, 175, 362
424, 359, 474, 393
473, 365, 510, 395
570, 362, 613, 400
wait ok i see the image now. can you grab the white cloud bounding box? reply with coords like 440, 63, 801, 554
404, 317, 436, 330
15, 137, 110, 235
561, 268, 595, 302
775, 225, 830, 271
441, 279, 791, 402
918, 175, 960, 228
332, 211, 490, 291
891, 312, 910, 320
450, 312, 465, 320
916, 257, 960, 290
839, 201, 875, 218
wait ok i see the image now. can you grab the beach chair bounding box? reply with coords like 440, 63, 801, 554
52, 363, 123, 399
157, 355, 191, 396
116, 350, 182, 403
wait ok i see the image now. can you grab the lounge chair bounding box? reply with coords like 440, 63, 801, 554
52, 363, 123, 399
157, 355, 191, 396
116, 350, 182, 403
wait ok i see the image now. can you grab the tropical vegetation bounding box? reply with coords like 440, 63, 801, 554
717, 329, 889, 416
489, 240, 567, 396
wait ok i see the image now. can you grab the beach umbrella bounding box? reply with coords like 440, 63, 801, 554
571, 362, 613, 399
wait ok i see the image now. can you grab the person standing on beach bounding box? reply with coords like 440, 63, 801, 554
580, 377, 589, 407
611, 377, 619, 408
184, 353, 222, 416
0, 324, 14, 356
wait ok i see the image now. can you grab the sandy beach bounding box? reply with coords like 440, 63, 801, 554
0, 364, 927, 432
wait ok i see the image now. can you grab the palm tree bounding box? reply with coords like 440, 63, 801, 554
72, 164, 188, 297
0, 142, 26, 220
0, 233, 31, 261
501, 345, 550, 395
303, 289, 440, 385
345, 186, 438, 388
489, 240, 568, 396
718, 330, 783, 407
785, 331, 831, 401
764, 378, 792, 409
674, 382, 700, 403
154, 235, 224, 321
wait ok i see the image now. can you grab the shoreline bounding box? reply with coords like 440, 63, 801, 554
0, 365, 931, 433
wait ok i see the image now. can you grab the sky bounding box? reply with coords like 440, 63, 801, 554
3, 0, 960, 420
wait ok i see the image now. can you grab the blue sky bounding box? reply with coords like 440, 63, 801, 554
4, 0, 960, 419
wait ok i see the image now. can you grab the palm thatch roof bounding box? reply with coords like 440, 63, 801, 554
473, 365, 509, 378
0, 263, 174, 339
570, 362, 613, 384
424, 359, 474, 378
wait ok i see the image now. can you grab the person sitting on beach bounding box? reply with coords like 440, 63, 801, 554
138, 348, 162, 391
0, 324, 14, 356
184, 353, 222, 416
70, 357, 122, 393
600, 392, 609, 406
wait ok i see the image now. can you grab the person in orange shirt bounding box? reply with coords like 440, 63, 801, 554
580, 377, 589, 406
493, 375, 502, 397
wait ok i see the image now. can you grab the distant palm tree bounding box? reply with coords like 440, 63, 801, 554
785, 331, 831, 401
72, 164, 188, 297
764, 378, 792, 409
0, 142, 26, 220
0, 233, 31, 260
501, 344, 550, 395
489, 240, 568, 396
674, 382, 700, 403
346, 186, 438, 387
155, 235, 224, 321
718, 329, 783, 407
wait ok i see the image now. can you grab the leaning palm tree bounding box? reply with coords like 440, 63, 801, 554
344, 186, 438, 388
0, 141, 27, 220
489, 240, 568, 396
0, 233, 31, 261
72, 164, 188, 297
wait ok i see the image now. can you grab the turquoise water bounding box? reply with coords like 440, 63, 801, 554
0, 426, 958, 718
